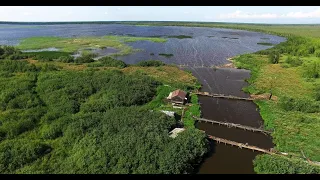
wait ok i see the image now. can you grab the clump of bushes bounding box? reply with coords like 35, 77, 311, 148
24, 51, 72, 62
315, 50, 320, 57
0, 46, 22, 59
97, 56, 127, 68
285, 56, 303, 67
57, 56, 75, 63
315, 84, 320, 101
74, 52, 97, 64
302, 60, 320, 78
268, 50, 280, 64
280, 96, 320, 113
0, 60, 38, 73
137, 60, 165, 67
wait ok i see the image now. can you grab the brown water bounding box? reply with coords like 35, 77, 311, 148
188, 67, 274, 174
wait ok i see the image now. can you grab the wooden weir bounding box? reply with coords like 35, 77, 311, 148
193, 92, 254, 101
207, 135, 274, 154
205, 134, 320, 167
194, 116, 272, 135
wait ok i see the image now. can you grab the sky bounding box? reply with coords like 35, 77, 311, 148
0, 6, 320, 24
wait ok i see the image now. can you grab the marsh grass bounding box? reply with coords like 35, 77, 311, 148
17, 35, 167, 56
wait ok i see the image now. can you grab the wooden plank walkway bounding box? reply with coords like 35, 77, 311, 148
206, 134, 320, 167
207, 135, 274, 154
193, 92, 254, 101
194, 116, 273, 135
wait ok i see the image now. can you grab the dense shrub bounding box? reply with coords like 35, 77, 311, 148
23, 51, 71, 62
98, 56, 127, 68
74, 52, 96, 64
0, 140, 51, 173
315, 85, 320, 101
254, 155, 320, 174
0, 46, 21, 59
57, 56, 75, 63
0, 60, 38, 73
40, 63, 60, 72
280, 96, 320, 113
268, 50, 280, 64
285, 56, 303, 67
315, 50, 320, 57
303, 60, 320, 78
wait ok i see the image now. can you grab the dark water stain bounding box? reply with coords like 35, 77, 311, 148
197, 141, 263, 174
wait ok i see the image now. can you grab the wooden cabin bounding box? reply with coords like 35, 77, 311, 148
167, 89, 187, 105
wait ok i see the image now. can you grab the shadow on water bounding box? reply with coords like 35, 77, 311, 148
197, 142, 262, 174
192, 139, 217, 173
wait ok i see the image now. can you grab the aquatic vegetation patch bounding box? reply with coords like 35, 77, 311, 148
257, 42, 274, 46
17, 35, 167, 56
167, 35, 192, 39
159, 53, 174, 58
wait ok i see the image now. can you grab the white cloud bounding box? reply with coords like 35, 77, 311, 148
218, 10, 278, 19
217, 8, 320, 19
23, 12, 32, 16
281, 8, 320, 18
105, 12, 108, 14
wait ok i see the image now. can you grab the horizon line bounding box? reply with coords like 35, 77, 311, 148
0, 20, 320, 26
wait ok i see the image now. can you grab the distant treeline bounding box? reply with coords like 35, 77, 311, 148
1, 21, 320, 26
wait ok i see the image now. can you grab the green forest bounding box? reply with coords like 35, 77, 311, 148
0, 45, 209, 174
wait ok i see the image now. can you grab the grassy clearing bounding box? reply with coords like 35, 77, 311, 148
234, 53, 320, 164
122, 65, 197, 89
17, 35, 167, 56
26, 58, 197, 89
183, 94, 201, 128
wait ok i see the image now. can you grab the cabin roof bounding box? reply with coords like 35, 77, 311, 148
167, 89, 187, 100
160, 110, 175, 117
169, 128, 185, 138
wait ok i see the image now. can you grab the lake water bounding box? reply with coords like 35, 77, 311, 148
0, 24, 285, 66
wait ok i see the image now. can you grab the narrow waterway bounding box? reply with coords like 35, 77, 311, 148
187, 67, 274, 174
